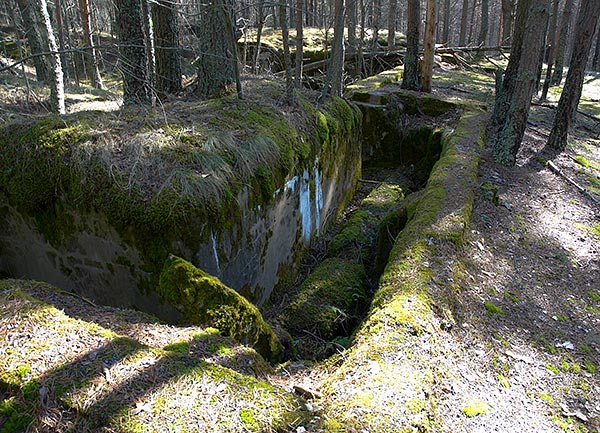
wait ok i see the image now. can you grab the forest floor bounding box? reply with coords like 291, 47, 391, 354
1, 57, 599, 432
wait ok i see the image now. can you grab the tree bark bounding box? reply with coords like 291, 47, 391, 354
387, 0, 397, 50
592, 20, 600, 71
421, 0, 436, 93
115, 0, 152, 104
320, 0, 344, 100
152, 0, 181, 95
280, 0, 294, 102
547, 0, 600, 150
80, 0, 103, 89
442, 0, 450, 44
15, 0, 49, 82
500, 0, 514, 44
402, 0, 420, 90
551, 0, 575, 85
295, 0, 304, 86
478, 0, 489, 46
492, 0, 531, 129
494, 0, 549, 166
540, 0, 560, 100
252, 0, 264, 73
459, 0, 469, 45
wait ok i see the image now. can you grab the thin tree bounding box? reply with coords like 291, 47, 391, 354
441, 0, 450, 45
478, 0, 489, 46
295, 0, 304, 86
152, 0, 182, 95
115, 0, 152, 104
402, 0, 420, 90
593, 23, 600, 71
320, 0, 345, 100
54, 0, 68, 80
500, 0, 515, 44
280, 0, 294, 102
388, 0, 397, 50
252, 0, 265, 73
551, 0, 575, 85
15, 0, 49, 82
459, 0, 469, 45
79, 0, 103, 89
34, 0, 66, 113
493, 0, 549, 165
421, 0, 436, 93
547, 0, 600, 150
540, 0, 560, 101
492, 0, 531, 129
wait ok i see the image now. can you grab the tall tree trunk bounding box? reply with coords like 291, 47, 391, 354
320, 0, 344, 100
478, 0, 489, 46
442, 0, 450, 44
152, 0, 181, 95
551, 0, 575, 85
500, 0, 514, 44
468, 0, 477, 44
141, 0, 155, 93
36, 0, 66, 113
547, 0, 600, 150
459, 0, 469, 45
280, 0, 294, 102
421, 0, 436, 93
402, 0, 420, 90
54, 0, 68, 80
295, 0, 304, 86
79, 0, 103, 89
115, 0, 151, 104
593, 25, 600, 71
492, 0, 531, 129
346, 0, 356, 51
494, 0, 549, 165
387, 0, 397, 50
252, 0, 264, 73
15, 0, 49, 82
540, 0, 560, 100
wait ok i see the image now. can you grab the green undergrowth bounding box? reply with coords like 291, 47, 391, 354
158, 255, 282, 361
0, 279, 307, 432
0, 80, 360, 292
316, 103, 485, 431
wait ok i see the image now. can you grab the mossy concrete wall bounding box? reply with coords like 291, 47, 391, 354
0, 90, 361, 320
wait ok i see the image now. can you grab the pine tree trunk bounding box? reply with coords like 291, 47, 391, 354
548, 0, 600, 150
402, 0, 420, 90
252, 0, 264, 73
551, 0, 575, 85
494, 0, 549, 166
115, 0, 151, 104
15, 0, 49, 82
459, 0, 469, 45
195, 0, 234, 98
80, 0, 103, 89
421, 0, 436, 93
442, 0, 450, 44
346, 0, 356, 51
35, 0, 66, 113
141, 0, 155, 92
280, 0, 294, 102
54, 0, 69, 80
152, 0, 182, 95
592, 22, 600, 71
540, 0, 560, 100
387, 0, 397, 50
500, 0, 514, 44
295, 0, 304, 86
492, 0, 531, 129
320, 0, 344, 100
478, 0, 489, 46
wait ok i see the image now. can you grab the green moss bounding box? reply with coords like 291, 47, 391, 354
280, 257, 366, 340
484, 301, 504, 315
496, 373, 510, 388
239, 408, 259, 430
462, 400, 488, 417
539, 393, 554, 404
584, 361, 596, 373
588, 291, 600, 302
163, 341, 190, 354
0, 397, 32, 433
158, 255, 282, 361
329, 209, 370, 258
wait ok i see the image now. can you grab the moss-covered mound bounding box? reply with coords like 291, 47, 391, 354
159, 255, 283, 361
0, 279, 306, 433
315, 107, 486, 432
280, 257, 366, 340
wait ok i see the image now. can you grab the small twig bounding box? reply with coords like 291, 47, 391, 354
546, 160, 600, 205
